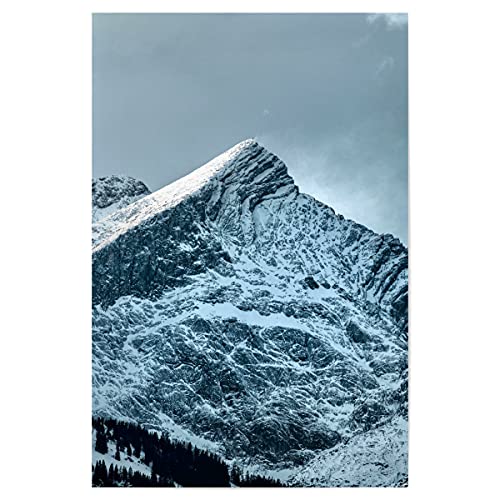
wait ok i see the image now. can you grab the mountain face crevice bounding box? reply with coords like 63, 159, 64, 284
92, 139, 408, 486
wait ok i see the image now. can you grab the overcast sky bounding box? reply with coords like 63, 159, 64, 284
93, 13, 408, 243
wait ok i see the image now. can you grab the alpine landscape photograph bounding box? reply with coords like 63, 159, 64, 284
92, 13, 409, 487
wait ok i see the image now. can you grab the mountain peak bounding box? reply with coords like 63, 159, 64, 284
92, 140, 408, 485
92, 140, 297, 251
92, 176, 150, 207
230, 137, 258, 149
189, 138, 279, 181
92, 175, 151, 223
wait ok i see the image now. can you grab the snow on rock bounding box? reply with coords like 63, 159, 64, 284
273, 417, 408, 487
92, 176, 151, 223
92, 139, 408, 486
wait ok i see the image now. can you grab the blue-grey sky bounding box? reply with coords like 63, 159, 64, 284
93, 13, 407, 243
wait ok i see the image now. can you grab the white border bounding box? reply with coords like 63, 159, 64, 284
2, 1, 500, 498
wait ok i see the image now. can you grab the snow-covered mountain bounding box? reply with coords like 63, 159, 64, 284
92, 176, 151, 223
92, 139, 408, 486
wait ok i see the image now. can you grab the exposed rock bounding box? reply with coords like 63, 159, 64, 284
92, 176, 151, 222
92, 139, 408, 486
304, 276, 320, 289
346, 320, 370, 343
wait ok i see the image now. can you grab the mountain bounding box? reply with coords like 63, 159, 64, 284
92, 176, 151, 223
92, 139, 408, 486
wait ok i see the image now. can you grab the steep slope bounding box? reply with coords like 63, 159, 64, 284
92, 139, 408, 486
92, 176, 151, 223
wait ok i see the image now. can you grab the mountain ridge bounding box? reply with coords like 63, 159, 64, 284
92, 140, 407, 329
93, 139, 406, 252
92, 140, 296, 251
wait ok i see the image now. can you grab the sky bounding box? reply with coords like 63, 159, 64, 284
93, 13, 408, 243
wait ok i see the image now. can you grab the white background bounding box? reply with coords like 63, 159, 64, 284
1, 0, 499, 498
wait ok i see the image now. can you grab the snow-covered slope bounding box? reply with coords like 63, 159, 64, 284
92, 139, 408, 486
92, 429, 152, 478
92, 176, 151, 223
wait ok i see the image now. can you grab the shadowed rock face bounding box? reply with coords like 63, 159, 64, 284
92, 140, 408, 486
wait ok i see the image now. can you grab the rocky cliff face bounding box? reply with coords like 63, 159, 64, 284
92, 176, 151, 223
92, 140, 408, 486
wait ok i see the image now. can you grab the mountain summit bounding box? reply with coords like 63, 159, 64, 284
92, 140, 295, 251
92, 140, 408, 486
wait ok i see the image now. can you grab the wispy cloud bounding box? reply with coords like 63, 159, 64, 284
375, 56, 395, 80
366, 13, 408, 30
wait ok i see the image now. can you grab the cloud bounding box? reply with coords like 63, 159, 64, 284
352, 31, 373, 48
375, 56, 395, 80
366, 13, 408, 30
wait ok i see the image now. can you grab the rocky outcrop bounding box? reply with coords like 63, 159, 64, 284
92, 176, 151, 223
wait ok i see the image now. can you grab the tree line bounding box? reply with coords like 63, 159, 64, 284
92, 416, 285, 487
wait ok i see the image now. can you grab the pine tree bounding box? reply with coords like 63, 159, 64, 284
92, 460, 108, 487
133, 441, 141, 459
230, 464, 241, 485
121, 466, 128, 484
114, 442, 121, 461
114, 465, 121, 484
95, 430, 108, 454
